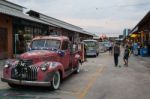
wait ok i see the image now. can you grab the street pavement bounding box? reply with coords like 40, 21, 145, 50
0, 52, 150, 99
85, 52, 150, 99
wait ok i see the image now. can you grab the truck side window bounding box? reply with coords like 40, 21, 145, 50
62, 41, 69, 50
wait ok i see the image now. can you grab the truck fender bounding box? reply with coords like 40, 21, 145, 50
49, 62, 65, 79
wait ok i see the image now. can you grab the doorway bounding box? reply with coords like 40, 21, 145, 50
0, 28, 8, 59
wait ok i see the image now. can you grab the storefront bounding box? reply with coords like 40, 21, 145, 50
0, 0, 49, 59
12, 17, 48, 54
129, 11, 150, 56
0, 14, 12, 59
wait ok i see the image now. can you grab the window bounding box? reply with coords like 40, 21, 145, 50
62, 41, 69, 50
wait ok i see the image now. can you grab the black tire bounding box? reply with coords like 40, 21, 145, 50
8, 83, 19, 88
96, 53, 99, 56
74, 61, 81, 74
50, 71, 61, 90
93, 54, 97, 57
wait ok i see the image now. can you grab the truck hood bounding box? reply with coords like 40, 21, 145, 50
19, 50, 57, 63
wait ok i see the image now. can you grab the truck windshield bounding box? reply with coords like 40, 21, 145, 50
31, 39, 61, 50
84, 41, 96, 47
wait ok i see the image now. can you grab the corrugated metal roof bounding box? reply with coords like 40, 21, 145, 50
27, 10, 93, 36
44, 19, 93, 36
41, 15, 82, 29
82, 31, 94, 36
41, 16, 93, 36
4, 0, 26, 8
40, 14, 90, 34
130, 11, 150, 34
0, 8, 51, 25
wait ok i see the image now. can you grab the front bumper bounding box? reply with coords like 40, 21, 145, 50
1, 78, 51, 87
86, 52, 96, 56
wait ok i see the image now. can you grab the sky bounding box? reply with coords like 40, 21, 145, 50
7, 0, 150, 37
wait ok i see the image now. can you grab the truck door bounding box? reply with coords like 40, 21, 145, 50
61, 41, 70, 71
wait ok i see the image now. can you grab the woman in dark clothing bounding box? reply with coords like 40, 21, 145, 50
123, 45, 131, 67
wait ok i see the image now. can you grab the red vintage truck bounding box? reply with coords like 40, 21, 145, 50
1, 36, 83, 90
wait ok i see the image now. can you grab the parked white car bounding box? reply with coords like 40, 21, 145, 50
99, 42, 107, 52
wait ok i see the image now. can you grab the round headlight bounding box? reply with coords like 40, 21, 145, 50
4, 64, 9, 68
41, 66, 47, 71
40, 63, 49, 71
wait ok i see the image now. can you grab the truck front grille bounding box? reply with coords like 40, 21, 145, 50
11, 66, 38, 81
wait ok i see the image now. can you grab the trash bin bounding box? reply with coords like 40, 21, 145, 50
133, 49, 138, 56
133, 43, 138, 50
148, 48, 150, 56
140, 48, 148, 57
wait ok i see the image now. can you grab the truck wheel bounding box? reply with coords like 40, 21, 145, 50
94, 55, 97, 57
8, 83, 19, 88
75, 61, 81, 73
50, 71, 61, 90
96, 53, 99, 56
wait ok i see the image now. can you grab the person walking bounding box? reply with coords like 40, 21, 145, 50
123, 45, 131, 67
109, 42, 113, 55
113, 43, 120, 66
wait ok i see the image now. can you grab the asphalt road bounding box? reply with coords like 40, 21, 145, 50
0, 52, 150, 99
